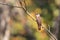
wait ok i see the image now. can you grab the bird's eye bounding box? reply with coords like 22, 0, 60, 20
15, 12, 18, 15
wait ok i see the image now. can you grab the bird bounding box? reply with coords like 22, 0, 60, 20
36, 14, 42, 30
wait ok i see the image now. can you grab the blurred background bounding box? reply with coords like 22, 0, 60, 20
0, 0, 60, 40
